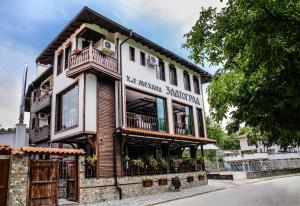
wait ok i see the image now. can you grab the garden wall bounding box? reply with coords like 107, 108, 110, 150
79, 157, 208, 204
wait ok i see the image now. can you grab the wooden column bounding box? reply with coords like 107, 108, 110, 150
190, 146, 197, 159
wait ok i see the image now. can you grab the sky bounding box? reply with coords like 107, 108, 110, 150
0, 0, 225, 129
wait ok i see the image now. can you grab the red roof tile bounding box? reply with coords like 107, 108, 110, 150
12, 146, 85, 156
121, 127, 216, 144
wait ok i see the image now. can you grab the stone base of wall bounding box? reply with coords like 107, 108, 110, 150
79, 171, 207, 204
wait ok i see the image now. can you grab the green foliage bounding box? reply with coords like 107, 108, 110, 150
183, 0, 300, 146
206, 117, 240, 150
132, 158, 145, 168
146, 155, 159, 169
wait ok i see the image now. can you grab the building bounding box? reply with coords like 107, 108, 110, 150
23, 7, 215, 204
223, 133, 300, 171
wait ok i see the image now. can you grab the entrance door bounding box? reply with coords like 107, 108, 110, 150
66, 161, 77, 201
0, 159, 9, 206
29, 160, 58, 206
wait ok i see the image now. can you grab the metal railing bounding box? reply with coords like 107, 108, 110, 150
126, 112, 161, 131
174, 122, 193, 135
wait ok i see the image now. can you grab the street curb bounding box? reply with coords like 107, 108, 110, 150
147, 188, 226, 206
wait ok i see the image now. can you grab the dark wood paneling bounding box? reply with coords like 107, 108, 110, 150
67, 161, 77, 201
97, 77, 121, 177
0, 159, 9, 206
29, 160, 58, 206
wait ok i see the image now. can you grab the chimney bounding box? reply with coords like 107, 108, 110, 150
36, 62, 48, 77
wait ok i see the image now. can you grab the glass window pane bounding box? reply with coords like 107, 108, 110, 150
157, 98, 166, 131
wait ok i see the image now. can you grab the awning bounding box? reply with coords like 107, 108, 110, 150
203, 144, 219, 150
121, 127, 216, 144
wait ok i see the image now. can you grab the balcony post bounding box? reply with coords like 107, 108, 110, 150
89, 41, 93, 62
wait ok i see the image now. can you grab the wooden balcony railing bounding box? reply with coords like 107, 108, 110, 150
127, 112, 163, 131
68, 43, 118, 78
31, 95, 51, 113
174, 122, 193, 135
29, 126, 50, 144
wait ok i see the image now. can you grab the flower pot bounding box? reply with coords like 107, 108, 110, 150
142, 179, 153, 187
187, 176, 194, 183
158, 178, 168, 186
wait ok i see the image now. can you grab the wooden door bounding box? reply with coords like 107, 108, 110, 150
0, 159, 9, 206
66, 161, 77, 201
29, 160, 58, 206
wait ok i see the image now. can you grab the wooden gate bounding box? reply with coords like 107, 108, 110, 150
66, 161, 77, 201
29, 160, 58, 206
0, 159, 9, 206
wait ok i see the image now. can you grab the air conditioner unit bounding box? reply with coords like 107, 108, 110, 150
40, 84, 49, 92
101, 40, 116, 54
147, 55, 158, 67
38, 113, 47, 120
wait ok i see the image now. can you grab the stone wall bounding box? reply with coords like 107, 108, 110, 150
7, 155, 29, 206
79, 156, 208, 204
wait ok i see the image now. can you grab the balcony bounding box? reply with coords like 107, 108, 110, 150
31, 95, 51, 113
67, 44, 119, 79
127, 112, 163, 131
174, 122, 193, 135
29, 126, 50, 144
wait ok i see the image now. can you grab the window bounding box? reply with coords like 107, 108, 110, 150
65, 43, 72, 69
197, 108, 205, 137
193, 76, 200, 94
57, 51, 63, 75
183, 71, 191, 91
156, 59, 165, 81
129, 46, 135, 61
56, 84, 79, 131
126, 88, 167, 132
173, 101, 193, 135
169, 64, 177, 86
140, 51, 146, 66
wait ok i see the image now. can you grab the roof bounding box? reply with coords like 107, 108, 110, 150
121, 127, 216, 144
12, 146, 85, 156
0, 144, 11, 154
36, 7, 212, 83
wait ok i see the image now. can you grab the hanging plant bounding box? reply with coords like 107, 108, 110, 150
159, 158, 168, 168
147, 155, 158, 169
101, 48, 114, 56
132, 158, 145, 168
86, 155, 97, 168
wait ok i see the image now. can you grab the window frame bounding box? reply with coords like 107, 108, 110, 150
169, 64, 177, 86
140, 51, 146, 66
56, 50, 63, 76
55, 83, 79, 133
197, 108, 205, 137
64, 43, 72, 69
156, 58, 166, 81
129, 46, 135, 62
193, 76, 200, 94
183, 71, 191, 91
172, 100, 194, 136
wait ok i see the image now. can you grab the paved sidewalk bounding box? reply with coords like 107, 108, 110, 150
83, 184, 225, 206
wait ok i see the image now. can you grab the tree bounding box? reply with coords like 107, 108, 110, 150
183, 0, 300, 146
206, 117, 240, 150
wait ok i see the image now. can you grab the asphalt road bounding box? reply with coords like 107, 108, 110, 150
155, 175, 300, 206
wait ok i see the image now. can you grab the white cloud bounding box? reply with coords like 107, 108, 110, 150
0, 38, 37, 129
117, 0, 225, 33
